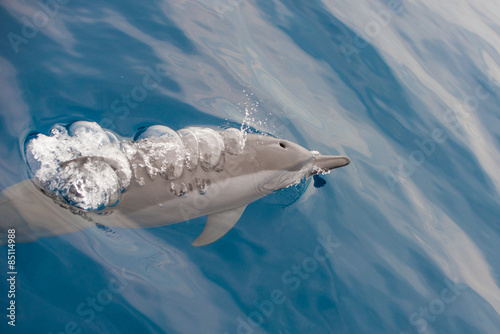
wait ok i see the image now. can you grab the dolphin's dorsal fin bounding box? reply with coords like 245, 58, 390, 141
192, 205, 247, 246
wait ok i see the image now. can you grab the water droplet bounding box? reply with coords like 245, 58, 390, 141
170, 181, 188, 197
195, 178, 210, 194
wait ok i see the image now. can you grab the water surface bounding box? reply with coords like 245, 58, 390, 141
1, 0, 500, 333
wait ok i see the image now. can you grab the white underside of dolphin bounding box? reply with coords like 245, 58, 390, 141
0, 122, 350, 246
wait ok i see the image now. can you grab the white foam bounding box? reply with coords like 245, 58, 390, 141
26, 122, 131, 210
188, 127, 224, 171
177, 128, 200, 171
25, 122, 247, 210
128, 125, 185, 180
220, 128, 245, 155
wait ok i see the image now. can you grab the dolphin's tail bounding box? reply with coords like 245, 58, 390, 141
0, 180, 92, 245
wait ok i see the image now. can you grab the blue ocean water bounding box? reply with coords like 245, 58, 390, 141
1, 0, 500, 333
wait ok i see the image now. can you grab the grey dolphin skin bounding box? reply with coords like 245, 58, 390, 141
0, 122, 350, 246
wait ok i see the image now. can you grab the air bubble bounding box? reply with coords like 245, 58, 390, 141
188, 128, 224, 171
25, 122, 131, 211
132, 125, 185, 180
170, 181, 189, 197
195, 178, 210, 194
177, 128, 200, 171
24, 121, 248, 211
58, 159, 121, 210
220, 128, 245, 155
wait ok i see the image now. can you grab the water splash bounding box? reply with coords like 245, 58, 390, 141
25, 122, 246, 211
25, 122, 131, 210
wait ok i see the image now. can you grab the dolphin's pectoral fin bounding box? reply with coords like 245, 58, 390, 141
192, 205, 247, 246
313, 174, 327, 188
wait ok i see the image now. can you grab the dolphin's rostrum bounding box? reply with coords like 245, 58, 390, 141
0, 121, 350, 246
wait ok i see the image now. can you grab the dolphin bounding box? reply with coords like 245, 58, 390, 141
0, 122, 350, 246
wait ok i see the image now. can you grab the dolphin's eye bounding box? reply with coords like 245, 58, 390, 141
279, 142, 286, 149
